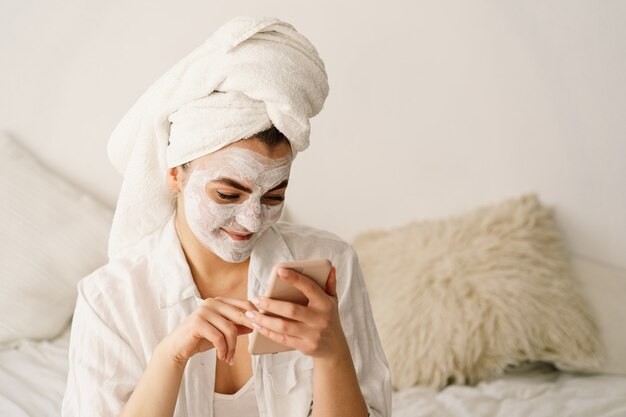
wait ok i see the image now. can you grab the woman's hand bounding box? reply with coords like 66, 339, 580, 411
244, 266, 348, 359
159, 297, 258, 368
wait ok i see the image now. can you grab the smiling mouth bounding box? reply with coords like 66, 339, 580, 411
222, 228, 253, 241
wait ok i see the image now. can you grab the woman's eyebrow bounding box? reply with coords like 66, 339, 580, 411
268, 179, 289, 192
212, 177, 252, 192
211, 177, 288, 193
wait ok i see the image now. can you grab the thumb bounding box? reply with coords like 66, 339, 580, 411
324, 266, 337, 298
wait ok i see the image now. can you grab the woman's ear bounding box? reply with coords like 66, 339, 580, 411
165, 166, 184, 193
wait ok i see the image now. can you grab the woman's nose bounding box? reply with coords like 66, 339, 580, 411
236, 199, 262, 232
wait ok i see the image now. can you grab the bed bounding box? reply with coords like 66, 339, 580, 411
2, 326, 626, 416
1, 133, 626, 417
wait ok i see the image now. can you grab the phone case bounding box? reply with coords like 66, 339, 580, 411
248, 258, 332, 355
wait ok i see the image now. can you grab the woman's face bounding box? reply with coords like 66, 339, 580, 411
178, 139, 292, 263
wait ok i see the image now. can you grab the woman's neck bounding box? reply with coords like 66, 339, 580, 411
174, 211, 250, 297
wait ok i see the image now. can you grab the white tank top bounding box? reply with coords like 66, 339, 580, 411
213, 377, 259, 417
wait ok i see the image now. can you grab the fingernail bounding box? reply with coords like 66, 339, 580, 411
278, 268, 289, 277
229, 358, 234, 366
245, 310, 255, 319
250, 297, 260, 306
252, 322, 262, 330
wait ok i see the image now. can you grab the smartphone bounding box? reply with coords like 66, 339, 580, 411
248, 258, 333, 355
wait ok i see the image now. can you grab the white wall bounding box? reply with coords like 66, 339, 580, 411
1, 1, 624, 268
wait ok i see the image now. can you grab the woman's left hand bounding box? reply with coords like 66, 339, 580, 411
228, 266, 346, 359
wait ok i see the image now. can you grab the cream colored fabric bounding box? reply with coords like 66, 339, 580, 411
106, 16, 329, 259
352, 192, 603, 390
212, 377, 259, 417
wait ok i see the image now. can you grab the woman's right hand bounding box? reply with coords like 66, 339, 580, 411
159, 297, 258, 367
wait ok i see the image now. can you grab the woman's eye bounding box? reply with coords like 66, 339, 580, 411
216, 191, 239, 200
263, 195, 285, 202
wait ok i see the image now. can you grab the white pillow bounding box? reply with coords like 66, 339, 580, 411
569, 254, 626, 376
352, 192, 603, 390
0, 132, 113, 347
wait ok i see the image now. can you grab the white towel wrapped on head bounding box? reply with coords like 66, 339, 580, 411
106, 16, 329, 259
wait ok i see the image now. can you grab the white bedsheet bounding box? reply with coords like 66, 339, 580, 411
393, 363, 626, 417
1, 326, 626, 417
0, 324, 70, 417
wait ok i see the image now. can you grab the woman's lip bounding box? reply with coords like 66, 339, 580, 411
222, 228, 253, 240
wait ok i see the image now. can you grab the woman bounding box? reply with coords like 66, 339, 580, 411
62, 16, 391, 417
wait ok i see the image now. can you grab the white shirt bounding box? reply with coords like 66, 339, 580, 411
213, 377, 259, 416
61, 214, 392, 417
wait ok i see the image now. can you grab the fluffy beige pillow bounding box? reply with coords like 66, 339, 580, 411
351, 192, 603, 390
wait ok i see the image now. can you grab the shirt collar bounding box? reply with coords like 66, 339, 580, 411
247, 221, 295, 298
155, 215, 294, 308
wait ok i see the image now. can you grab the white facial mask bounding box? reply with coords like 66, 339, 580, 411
182, 146, 292, 263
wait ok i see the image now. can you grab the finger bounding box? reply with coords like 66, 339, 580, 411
277, 268, 326, 304
246, 310, 303, 337
201, 308, 238, 364
252, 296, 312, 323
208, 311, 238, 364
214, 296, 259, 313
325, 267, 337, 297
194, 318, 228, 362
212, 298, 256, 331
252, 322, 307, 351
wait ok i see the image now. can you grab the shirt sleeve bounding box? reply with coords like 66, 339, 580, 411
334, 245, 393, 417
61, 277, 144, 417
